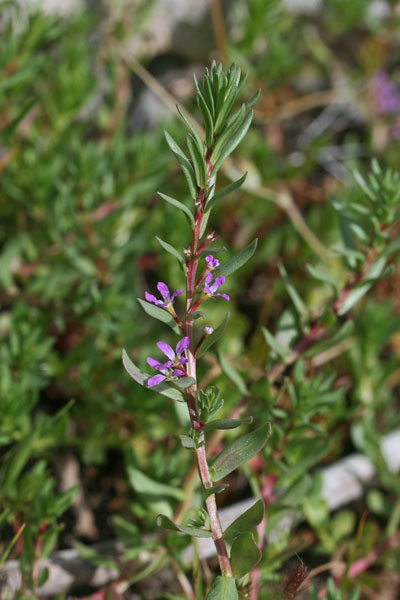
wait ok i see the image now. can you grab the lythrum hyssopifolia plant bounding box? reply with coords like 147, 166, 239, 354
122, 64, 400, 599
123, 63, 263, 598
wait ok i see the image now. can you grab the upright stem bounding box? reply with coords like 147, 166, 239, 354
184, 202, 232, 577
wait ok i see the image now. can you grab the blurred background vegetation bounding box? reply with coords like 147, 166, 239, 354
1, 0, 400, 598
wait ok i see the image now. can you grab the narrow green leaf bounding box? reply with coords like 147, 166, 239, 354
0, 524, 25, 567
230, 533, 261, 579
206, 576, 238, 600
211, 105, 246, 164
74, 541, 119, 570
244, 89, 261, 110
200, 209, 211, 237
164, 132, 197, 199
179, 435, 196, 449
155, 236, 185, 265
158, 192, 195, 226
336, 283, 373, 315
219, 352, 248, 395
217, 239, 257, 278
203, 75, 216, 119
202, 484, 229, 500
306, 264, 339, 293
214, 84, 240, 133
196, 313, 230, 358
278, 263, 308, 319
212, 110, 253, 174
176, 105, 203, 152
127, 468, 184, 501
206, 172, 247, 210
0, 97, 38, 141
137, 298, 180, 334
156, 514, 212, 538
122, 349, 185, 402
187, 134, 206, 188
210, 423, 271, 481
261, 327, 289, 361
223, 499, 264, 542
197, 92, 214, 147
186, 311, 206, 320
202, 417, 252, 433
175, 377, 196, 389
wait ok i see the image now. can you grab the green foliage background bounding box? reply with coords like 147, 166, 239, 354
1, 1, 400, 598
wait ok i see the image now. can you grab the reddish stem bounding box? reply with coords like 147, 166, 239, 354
183, 178, 232, 577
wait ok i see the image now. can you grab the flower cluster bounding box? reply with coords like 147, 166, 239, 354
146, 337, 189, 386
204, 271, 230, 301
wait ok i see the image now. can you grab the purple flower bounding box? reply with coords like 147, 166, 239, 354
145, 282, 183, 307
204, 271, 230, 301
370, 70, 400, 115
146, 336, 190, 386
205, 255, 220, 269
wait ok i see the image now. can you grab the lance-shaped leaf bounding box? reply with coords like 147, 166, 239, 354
306, 264, 339, 294
155, 236, 185, 266
337, 257, 387, 315
158, 192, 195, 226
217, 239, 257, 278
203, 74, 216, 119
211, 105, 246, 164
214, 84, 241, 133
127, 467, 184, 501
196, 313, 230, 358
179, 435, 196, 449
212, 110, 253, 174
164, 132, 197, 199
187, 133, 206, 188
206, 172, 247, 210
196, 85, 214, 147
206, 576, 238, 600
223, 499, 264, 542
1, 97, 38, 141
122, 349, 185, 402
176, 104, 203, 152
175, 376, 196, 389
278, 263, 308, 319
156, 514, 212, 538
186, 311, 206, 320
219, 351, 248, 395
210, 423, 271, 482
261, 327, 290, 361
202, 483, 229, 500
202, 416, 253, 433
137, 298, 180, 334
230, 532, 261, 579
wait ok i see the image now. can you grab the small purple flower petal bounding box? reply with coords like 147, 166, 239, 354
145, 292, 163, 306
177, 357, 188, 365
171, 369, 185, 377
147, 357, 164, 369
145, 283, 182, 308
213, 276, 225, 290
176, 336, 190, 356
157, 341, 175, 360
157, 282, 170, 301
203, 271, 229, 301
206, 255, 220, 269
171, 289, 183, 301
147, 374, 166, 386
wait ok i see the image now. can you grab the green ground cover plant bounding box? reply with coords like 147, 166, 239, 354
1, 1, 400, 599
